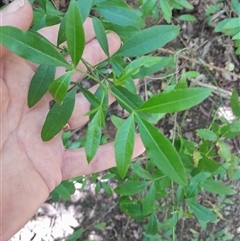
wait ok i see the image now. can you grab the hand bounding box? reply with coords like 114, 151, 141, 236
0, 1, 145, 240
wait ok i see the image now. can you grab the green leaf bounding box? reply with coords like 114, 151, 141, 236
180, 71, 199, 81
92, 84, 108, 114
217, 141, 231, 161
141, 0, 157, 17
146, 213, 158, 235
53, 182, 73, 200
101, 182, 112, 195
193, 151, 202, 168
66, 228, 83, 241
37, 0, 47, 12
232, 32, 240, 40
62, 130, 71, 148
61, 180, 75, 194
44, 18, 62, 29
114, 180, 150, 195
199, 157, 222, 173
196, 129, 218, 141
44, 15, 62, 27
96, 0, 129, 8
110, 55, 127, 75
101, 173, 116, 180
175, 79, 188, 89
112, 70, 135, 92
28, 65, 56, 108
187, 201, 217, 223
95, 4, 145, 28
49, 71, 73, 105
118, 25, 179, 57
114, 114, 135, 178
110, 84, 144, 113
133, 56, 173, 79
186, 172, 211, 198
116, 56, 162, 85
136, 116, 187, 185
83, 107, 99, 118
233, 170, 240, 180
137, 88, 212, 113
32, 14, 47, 31
131, 163, 152, 180
236, 45, 240, 55
93, 17, 109, 56
159, 0, 172, 23
88, 86, 107, 127
222, 234, 235, 241
85, 108, 102, 162
77, 0, 93, 22
103, 22, 140, 42
220, 123, 240, 138
95, 181, 101, 194
202, 179, 235, 195
32, 5, 61, 30
222, 18, 240, 29
41, 87, 76, 141
176, 185, 185, 204
66, 0, 85, 67
142, 183, 156, 216
0, 26, 70, 67
79, 86, 101, 109
57, 14, 66, 46
232, 0, 240, 14
91, 173, 98, 182
94, 222, 106, 229
50, 189, 60, 202
178, 0, 193, 9
178, 14, 196, 22
158, 213, 177, 229
45, 0, 63, 16
215, 19, 230, 32
205, 3, 222, 17
230, 89, 240, 117
110, 115, 125, 128
119, 197, 143, 220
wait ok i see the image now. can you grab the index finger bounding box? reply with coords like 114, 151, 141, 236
0, 0, 33, 58
38, 17, 97, 47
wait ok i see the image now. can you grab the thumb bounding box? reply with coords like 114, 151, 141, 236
0, 0, 33, 57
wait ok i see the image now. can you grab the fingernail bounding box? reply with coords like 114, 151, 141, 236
3, 0, 25, 13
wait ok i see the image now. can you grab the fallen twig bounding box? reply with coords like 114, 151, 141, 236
158, 48, 240, 81
191, 74, 239, 100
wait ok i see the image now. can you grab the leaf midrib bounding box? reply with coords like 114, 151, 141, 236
1, 28, 69, 67
139, 92, 209, 112
97, 6, 142, 25
137, 116, 184, 184
120, 27, 177, 55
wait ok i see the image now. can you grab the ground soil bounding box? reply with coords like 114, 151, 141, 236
10, 0, 240, 240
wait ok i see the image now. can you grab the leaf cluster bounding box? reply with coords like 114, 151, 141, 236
215, 0, 240, 55
138, 0, 196, 23
1, 0, 240, 239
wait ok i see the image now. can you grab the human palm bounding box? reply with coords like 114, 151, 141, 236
2, 49, 66, 190
1, 19, 122, 192
0, 1, 144, 240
